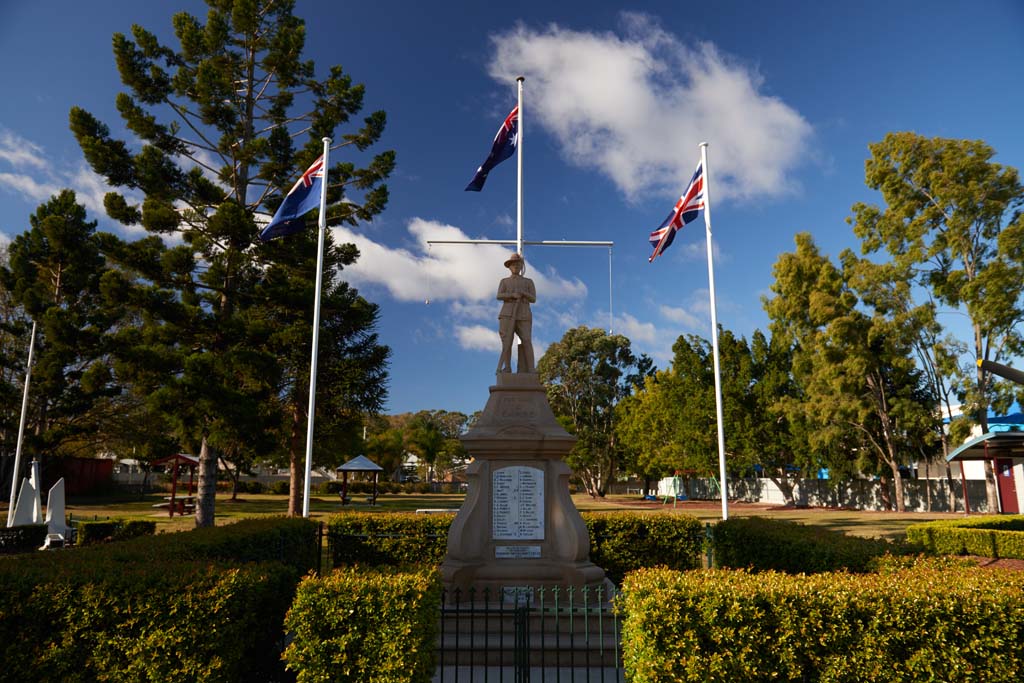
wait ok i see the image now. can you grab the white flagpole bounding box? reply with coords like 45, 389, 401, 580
700, 142, 729, 521
7, 320, 36, 527
516, 76, 524, 258
302, 137, 331, 518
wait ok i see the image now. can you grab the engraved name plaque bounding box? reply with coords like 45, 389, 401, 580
495, 545, 542, 559
492, 466, 544, 540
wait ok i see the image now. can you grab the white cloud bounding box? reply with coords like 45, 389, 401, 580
488, 13, 812, 202
0, 129, 46, 169
332, 217, 588, 304
659, 304, 704, 330
0, 172, 61, 205
614, 311, 659, 344
456, 324, 499, 352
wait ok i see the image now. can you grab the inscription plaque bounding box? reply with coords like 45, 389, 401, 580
492, 466, 544, 540
495, 545, 542, 559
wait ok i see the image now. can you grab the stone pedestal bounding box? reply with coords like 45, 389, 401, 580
440, 373, 606, 602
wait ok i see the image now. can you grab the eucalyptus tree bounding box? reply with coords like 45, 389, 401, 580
850, 132, 1024, 510
539, 326, 653, 497
766, 234, 937, 512
70, 0, 393, 524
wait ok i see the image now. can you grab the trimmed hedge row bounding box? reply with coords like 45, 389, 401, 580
284, 566, 440, 683
0, 517, 319, 682
906, 514, 1024, 559
620, 562, 1024, 682
0, 523, 47, 555
326, 511, 705, 581
76, 519, 156, 545
0, 558, 295, 682
712, 516, 900, 573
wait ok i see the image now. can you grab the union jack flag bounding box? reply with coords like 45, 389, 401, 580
648, 162, 705, 262
260, 155, 326, 241
465, 106, 519, 192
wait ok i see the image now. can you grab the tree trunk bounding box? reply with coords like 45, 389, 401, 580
983, 460, 1000, 512
768, 472, 796, 506
944, 461, 958, 513
878, 474, 893, 511
220, 456, 240, 501
288, 406, 303, 517
195, 436, 217, 527
888, 460, 905, 512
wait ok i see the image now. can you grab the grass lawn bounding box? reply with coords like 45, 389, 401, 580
39, 489, 964, 541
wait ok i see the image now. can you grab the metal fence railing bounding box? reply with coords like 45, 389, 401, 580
436, 584, 623, 683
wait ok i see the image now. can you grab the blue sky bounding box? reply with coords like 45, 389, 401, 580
1, 1, 1022, 416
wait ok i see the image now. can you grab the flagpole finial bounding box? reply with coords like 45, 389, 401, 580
517, 75, 525, 83
699, 141, 709, 148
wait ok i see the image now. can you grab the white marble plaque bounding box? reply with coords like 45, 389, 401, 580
495, 545, 542, 559
492, 466, 544, 540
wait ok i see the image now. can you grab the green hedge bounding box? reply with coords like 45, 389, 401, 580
328, 512, 453, 566
284, 566, 440, 683
325, 511, 704, 582
0, 517, 319, 682
76, 519, 156, 545
906, 515, 1024, 559
712, 516, 899, 573
0, 558, 295, 682
620, 562, 1024, 682
0, 523, 47, 555
585, 512, 704, 583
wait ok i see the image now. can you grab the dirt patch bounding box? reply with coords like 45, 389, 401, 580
968, 556, 1024, 571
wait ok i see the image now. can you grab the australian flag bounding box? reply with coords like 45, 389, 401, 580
465, 106, 518, 191
648, 162, 705, 262
259, 155, 325, 241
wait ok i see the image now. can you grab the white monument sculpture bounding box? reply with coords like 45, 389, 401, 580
8, 459, 67, 547
440, 254, 606, 603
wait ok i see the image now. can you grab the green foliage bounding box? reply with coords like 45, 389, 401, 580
325, 511, 705, 581
585, 512, 704, 583
539, 326, 654, 496
0, 558, 295, 682
0, 524, 47, 555
0, 517, 318, 682
327, 512, 452, 566
76, 518, 156, 545
906, 515, 1024, 559
283, 566, 440, 683
712, 516, 900, 573
621, 564, 1024, 682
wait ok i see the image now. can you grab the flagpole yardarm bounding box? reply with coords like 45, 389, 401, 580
700, 141, 729, 521
516, 76, 525, 261
7, 320, 35, 527
302, 136, 332, 518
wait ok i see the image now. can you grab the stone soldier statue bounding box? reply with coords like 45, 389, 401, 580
496, 252, 536, 373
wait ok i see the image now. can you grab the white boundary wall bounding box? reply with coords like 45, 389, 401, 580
658, 477, 992, 513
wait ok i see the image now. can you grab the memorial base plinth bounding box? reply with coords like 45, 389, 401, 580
440, 373, 607, 604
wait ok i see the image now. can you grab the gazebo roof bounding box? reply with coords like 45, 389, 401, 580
152, 453, 199, 467
947, 431, 1024, 462
337, 455, 384, 472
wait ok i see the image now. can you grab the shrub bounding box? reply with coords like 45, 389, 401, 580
620, 564, 1024, 682
325, 511, 705, 581
268, 480, 290, 495
236, 480, 265, 494
77, 519, 156, 546
284, 566, 440, 683
0, 557, 295, 682
712, 516, 898, 573
0, 524, 48, 555
906, 515, 1024, 559
0, 517, 318, 682
584, 512, 704, 584
327, 512, 452, 566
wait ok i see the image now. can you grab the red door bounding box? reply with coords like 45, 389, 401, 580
995, 459, 1020, 514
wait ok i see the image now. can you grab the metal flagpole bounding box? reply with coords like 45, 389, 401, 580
7, 320, 36, 527
302, 137, 331, 518
700, 142, 729, 521
516, 76, 524, 258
